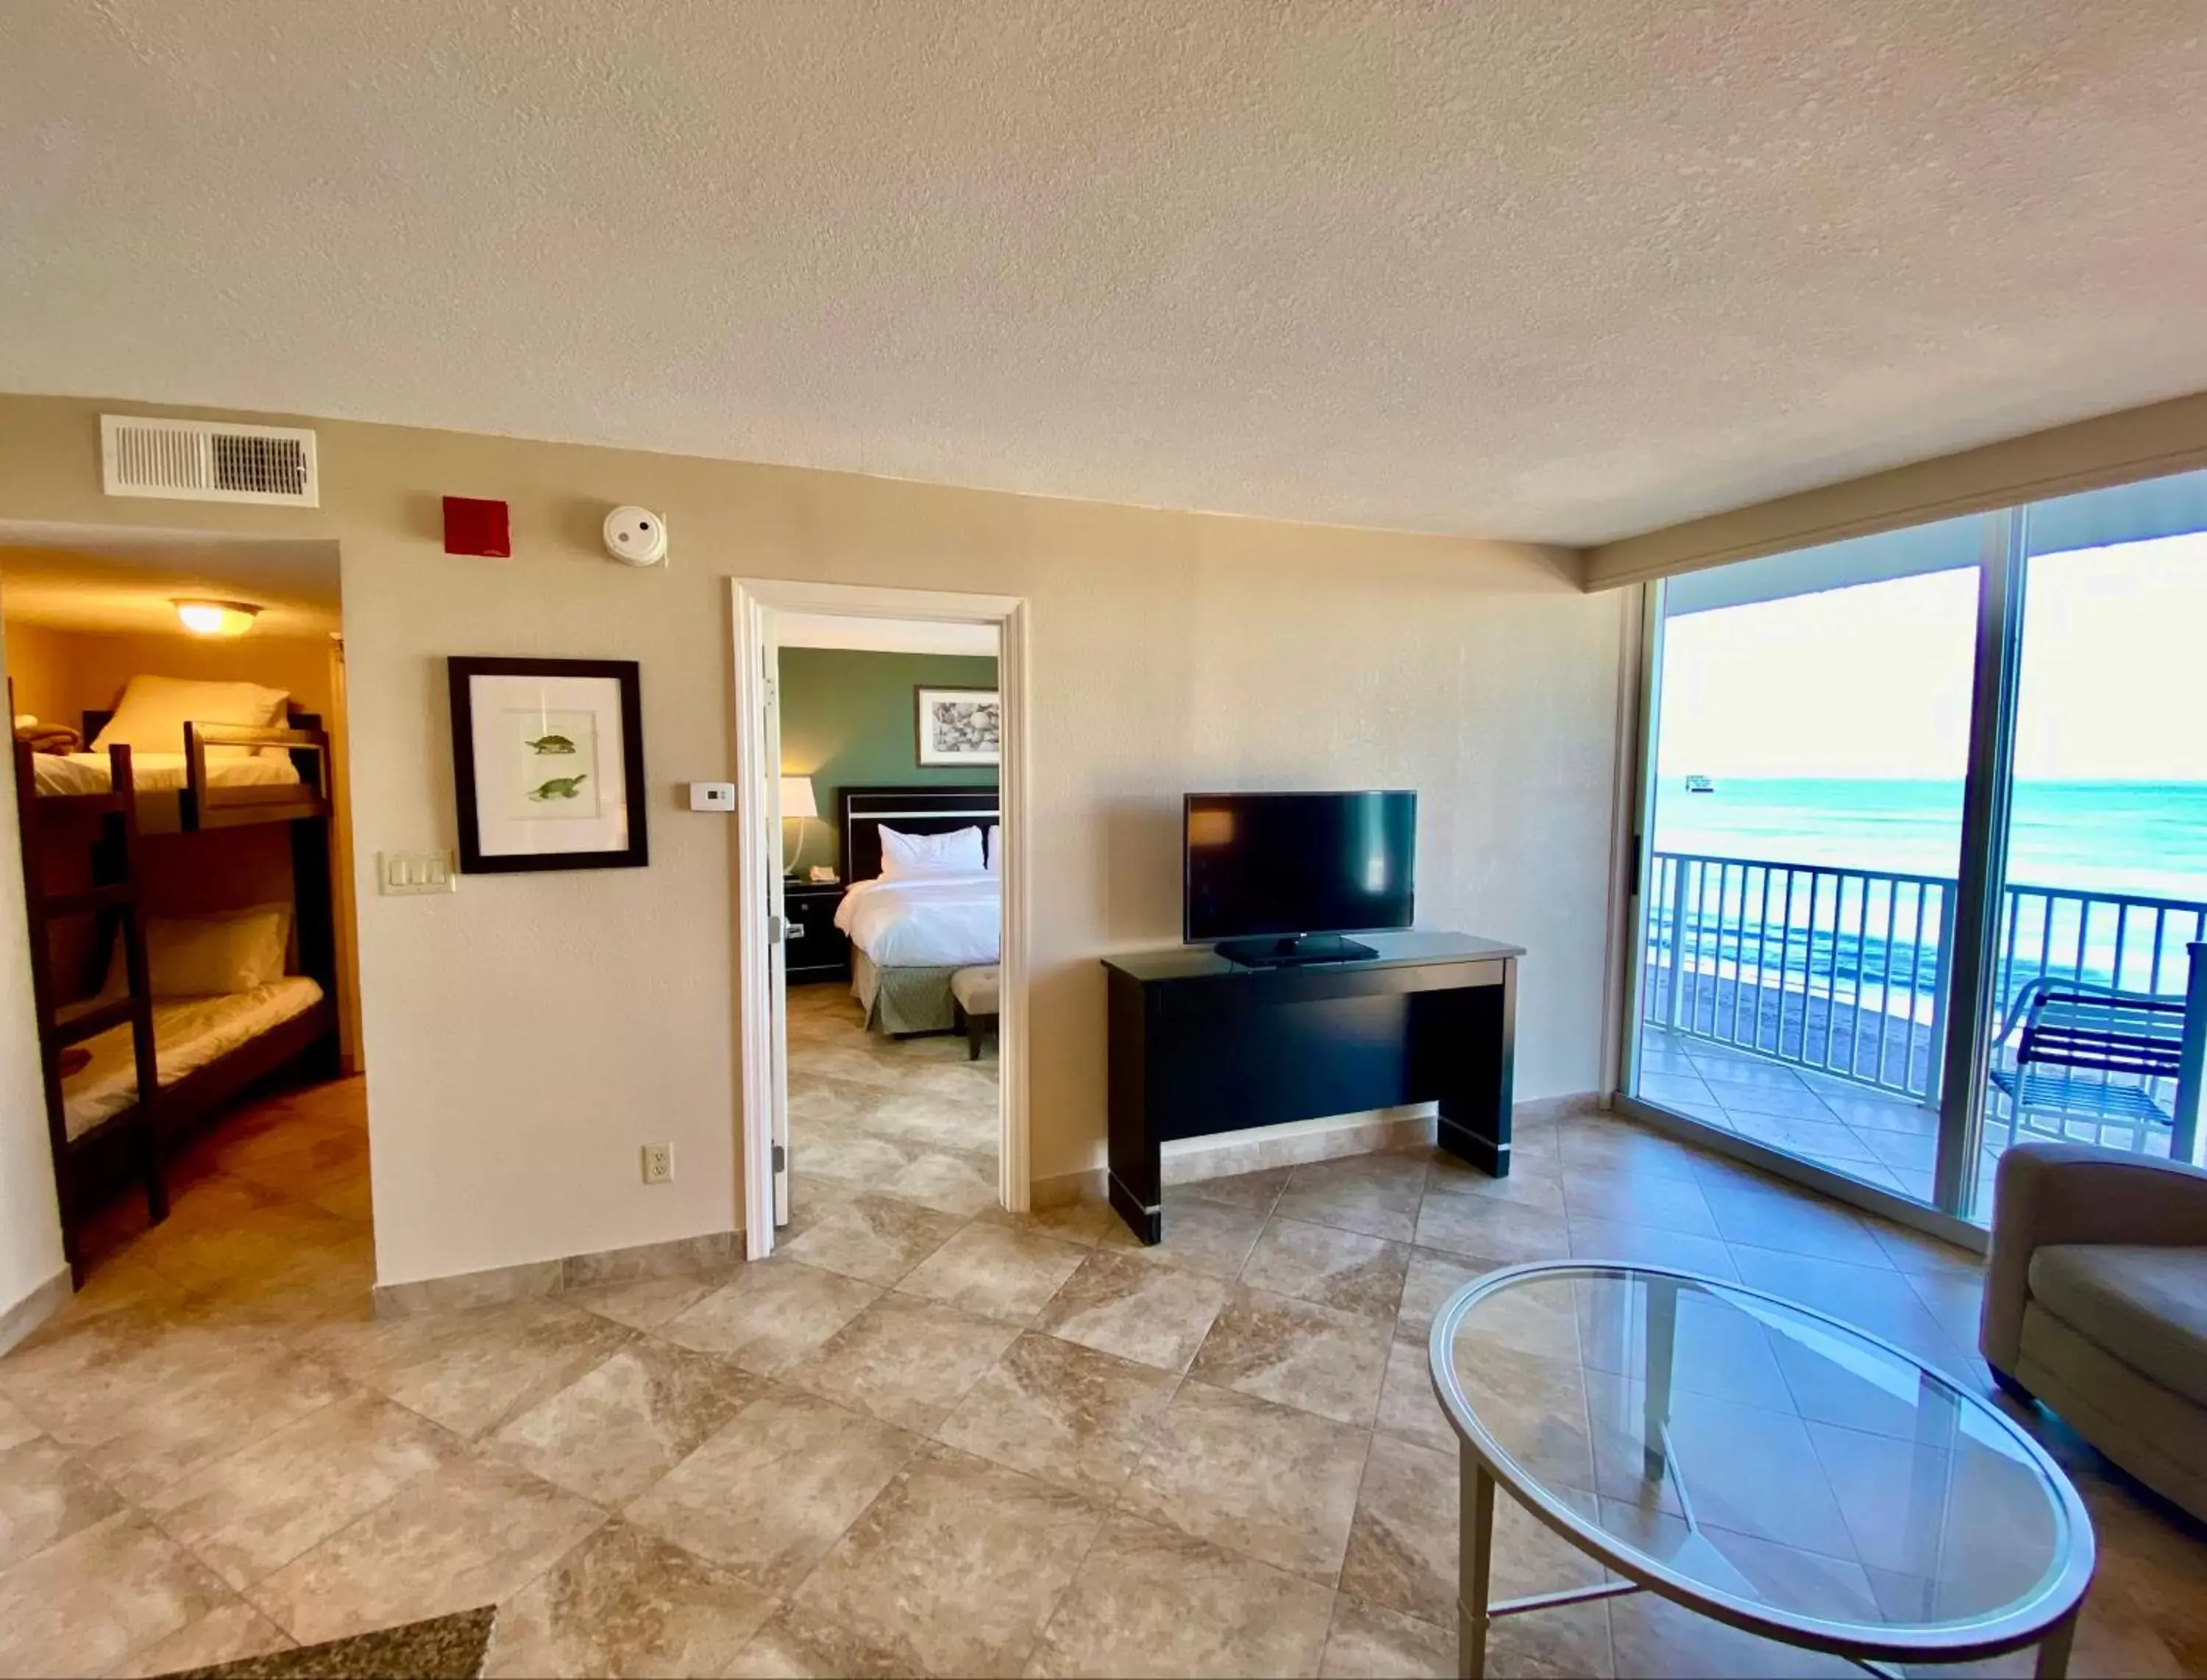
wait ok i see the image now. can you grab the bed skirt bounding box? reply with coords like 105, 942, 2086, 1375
851, 951, 962, 1034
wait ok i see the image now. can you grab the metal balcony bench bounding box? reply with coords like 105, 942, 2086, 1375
1990, 971, 2203, 1162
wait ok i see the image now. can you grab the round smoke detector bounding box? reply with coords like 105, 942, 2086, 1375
603, 505, 668, 567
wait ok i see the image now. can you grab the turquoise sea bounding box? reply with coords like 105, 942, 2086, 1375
1649, 778, 2207, 1009
1653, 777, 2207, 905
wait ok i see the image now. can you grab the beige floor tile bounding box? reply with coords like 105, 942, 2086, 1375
1188, 1285, 1393, 1426
1024, 1512, 1337, 1680
1318, 1596, 1454, 1679
1424, 1153, 1568, 1214
1119, 1379, 1369, 1583
1607, 1590, 1858, 1678
143, 1388, 462, 1590
0, 1393, 40, 1453
873, 1149, 1003, 1217
1240, 1218, 1411, 1320
658, 1259, 880, 1375
1373, 1337, 1455, 1453
788, 1443, 1106, 1677
1557, 1118, 1705, 1182
563, 1272, 719, 1332
1275, 1156, 1429, 1244
248, 1455, 605, 1647
624, 1389, 918, 1594
104, 1597, 295, 1678
77, 1346, 352, 1504
1032, 1250, 1231, 1373
896, 1222, 1089, 1323
725, 1604, 912, 1678
1102, 1196, 1268, 1281
1413, 1190, 1572, 1267
793, 1123, 920, 1188
1165, 1166, 1296, 1214
1563, 1171, 1721, 1239
1395, 1247, 1498, 1345
1726, 1247, 1971, 1367
0, 1510, 227, 1679
0, 1435, 124, 1573
484, 1520, 775, 1679
976, 1195, 1117, 1248
932, 1331, 1179, 1503
1565, 1215, 1738, 1279
784, 1294, 1019, 1433
491, 1340, 766, 1506
1444, 1340, 1595, 1491
777, 1194, 966, 1286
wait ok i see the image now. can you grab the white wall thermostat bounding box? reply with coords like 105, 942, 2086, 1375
603, 505, 669, 567
688, 781, 736, 812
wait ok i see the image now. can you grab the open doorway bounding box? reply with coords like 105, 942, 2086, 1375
1, 523, 369, 1311
731, 580, 1028, 1259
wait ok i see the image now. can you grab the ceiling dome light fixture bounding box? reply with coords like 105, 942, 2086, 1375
173, 599, 262, 637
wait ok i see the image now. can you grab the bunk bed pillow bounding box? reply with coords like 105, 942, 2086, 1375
103, 905, 292, 999
91, 675, 291, 761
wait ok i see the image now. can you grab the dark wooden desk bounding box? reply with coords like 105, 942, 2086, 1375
1101, 930, 1522, 1243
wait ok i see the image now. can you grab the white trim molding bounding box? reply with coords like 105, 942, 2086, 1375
729, 578, 1031, 1261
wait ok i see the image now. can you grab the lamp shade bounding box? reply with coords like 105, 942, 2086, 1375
779, 775, 819, 820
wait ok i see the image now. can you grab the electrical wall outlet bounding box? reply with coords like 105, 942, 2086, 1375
641, 1143, 674, 1184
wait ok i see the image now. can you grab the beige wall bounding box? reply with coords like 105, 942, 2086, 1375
0, 394, 1624, 1288
0, 613, 67, 1328
0, 618, 336, 734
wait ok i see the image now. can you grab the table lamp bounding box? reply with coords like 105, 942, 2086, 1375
781, 775, 820, 876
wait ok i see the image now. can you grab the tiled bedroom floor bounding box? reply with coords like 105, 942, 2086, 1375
1, 1043, 2203, 1676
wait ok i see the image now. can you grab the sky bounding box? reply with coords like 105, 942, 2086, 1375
1655, 530, 2207, 783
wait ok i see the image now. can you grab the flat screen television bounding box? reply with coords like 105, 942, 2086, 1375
1183, 790, 1417, 965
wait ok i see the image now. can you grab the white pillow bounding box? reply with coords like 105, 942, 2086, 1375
878, 825, 984, 879
984, 824, 1000, 872
92, 675, 290, 761
104, 905, 291, 998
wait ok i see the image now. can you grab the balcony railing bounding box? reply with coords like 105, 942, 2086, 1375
1641, 850, 2207, 1107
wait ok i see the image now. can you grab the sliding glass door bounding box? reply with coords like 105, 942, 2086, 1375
1630, 517, 1987, 1207
1625, 467, 2207, 1233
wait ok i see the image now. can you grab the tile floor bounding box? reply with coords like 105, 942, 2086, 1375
1, 1005, 2203, 1676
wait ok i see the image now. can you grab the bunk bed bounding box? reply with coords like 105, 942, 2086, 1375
10, 694, 339, 1282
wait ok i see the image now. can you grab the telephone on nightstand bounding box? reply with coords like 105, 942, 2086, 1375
806, 866, 838, 883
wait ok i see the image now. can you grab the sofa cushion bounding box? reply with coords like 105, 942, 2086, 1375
2027, 1244, 2207, 1403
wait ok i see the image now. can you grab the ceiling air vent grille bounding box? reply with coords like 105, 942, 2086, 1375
101, 415, 319, 507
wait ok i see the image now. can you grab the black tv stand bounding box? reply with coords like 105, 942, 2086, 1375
1101, 930, 1524, 1244
1212, 933, 1376, 968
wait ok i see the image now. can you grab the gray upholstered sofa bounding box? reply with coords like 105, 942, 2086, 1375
1980, 1142, 2207, 1520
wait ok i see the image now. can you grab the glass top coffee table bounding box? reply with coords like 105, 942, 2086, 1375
1428, 1262, 2095, 1679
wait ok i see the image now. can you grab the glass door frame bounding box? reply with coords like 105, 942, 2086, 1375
1615, 512, 2030, 1252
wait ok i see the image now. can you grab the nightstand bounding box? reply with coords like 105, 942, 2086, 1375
783, 880, 850, 984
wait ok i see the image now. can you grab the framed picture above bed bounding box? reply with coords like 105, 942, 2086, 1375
447, 657, 648, 873
915, 686, 1001, 766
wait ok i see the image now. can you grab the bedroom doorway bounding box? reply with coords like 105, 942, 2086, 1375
1, 522, 372, 1306
730, 580, 1028, 1260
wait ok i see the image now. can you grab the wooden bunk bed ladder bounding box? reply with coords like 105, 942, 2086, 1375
10, 738, 168, 1284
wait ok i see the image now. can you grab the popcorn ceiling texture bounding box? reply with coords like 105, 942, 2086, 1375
4, 1, 2206, 542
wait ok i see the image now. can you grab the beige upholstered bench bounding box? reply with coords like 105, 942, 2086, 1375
950, 965, 999, 1061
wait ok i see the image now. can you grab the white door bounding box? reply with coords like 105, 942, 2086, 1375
761, 624, 793, 1228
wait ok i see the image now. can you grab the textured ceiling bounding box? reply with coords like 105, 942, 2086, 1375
0, 526, 341, 636
5, 2, 2207, 544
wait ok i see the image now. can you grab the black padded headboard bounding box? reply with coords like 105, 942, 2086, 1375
838, 785, 999, 884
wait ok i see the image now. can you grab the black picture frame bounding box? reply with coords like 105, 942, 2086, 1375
448, 656, 650, 873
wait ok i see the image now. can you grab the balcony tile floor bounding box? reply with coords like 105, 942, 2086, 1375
2, 1014, 2203, 1677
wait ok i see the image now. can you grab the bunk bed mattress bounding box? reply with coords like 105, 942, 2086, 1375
31, 752, 302, 797
62, 977, 324, 1139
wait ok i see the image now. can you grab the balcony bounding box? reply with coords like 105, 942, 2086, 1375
1637, 850, 2205, 1215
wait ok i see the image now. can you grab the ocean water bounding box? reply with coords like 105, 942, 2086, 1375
1653, 777, 2207, 905
1649, 777, 2207, 1011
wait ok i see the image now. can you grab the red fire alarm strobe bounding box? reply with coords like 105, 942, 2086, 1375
443, 496, 511, 558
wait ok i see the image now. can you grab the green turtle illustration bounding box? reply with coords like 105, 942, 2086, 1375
527, 774, 589, 802
525, 732, 578, 755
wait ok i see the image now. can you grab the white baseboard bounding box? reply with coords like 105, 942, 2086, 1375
0, 1262, 70, 1356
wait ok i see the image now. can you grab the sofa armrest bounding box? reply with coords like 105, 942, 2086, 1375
1980, 1142, 2207, 1373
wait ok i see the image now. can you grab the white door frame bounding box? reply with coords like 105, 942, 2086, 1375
730, 577, 1031, 1260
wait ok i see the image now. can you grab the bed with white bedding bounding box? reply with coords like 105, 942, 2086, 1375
831, 786, 1002, 1033
60, 976, 326, 1139
32, 751, 302, 797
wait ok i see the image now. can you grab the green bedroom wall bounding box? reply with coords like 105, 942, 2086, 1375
777, 647, 998, 875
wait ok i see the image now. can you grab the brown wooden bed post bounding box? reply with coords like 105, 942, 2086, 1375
108, 744, 168, 1225
12, 737, 83, 1283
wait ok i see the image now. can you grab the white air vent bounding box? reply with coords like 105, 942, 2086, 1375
101, 415, 319, 507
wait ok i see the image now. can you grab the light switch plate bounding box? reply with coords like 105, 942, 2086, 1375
689, 782, 736, 812
379, 850, 457, 895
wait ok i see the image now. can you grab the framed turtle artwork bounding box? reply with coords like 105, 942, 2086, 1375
447, 657, 649, 872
